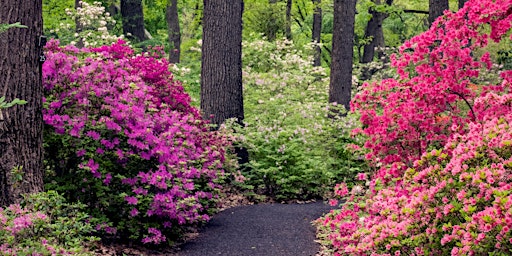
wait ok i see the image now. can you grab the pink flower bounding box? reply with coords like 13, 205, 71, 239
356, 173, 368, 181
125, 196, 138, 205
130, 208, 139, 217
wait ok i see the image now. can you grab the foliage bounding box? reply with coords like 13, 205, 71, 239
169, 39, 202, 106
46, 1, 122, 47
317, 0, 512, 254
225, 37, 368, 200
0, 191, 97, 256
243, 1, 287, 41
0, 97, 26, 109
0, 22, 27, 34
42, 39, 230, 244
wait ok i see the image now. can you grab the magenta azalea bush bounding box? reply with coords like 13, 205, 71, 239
318, 0, 512, 255
42, 40, 230, 244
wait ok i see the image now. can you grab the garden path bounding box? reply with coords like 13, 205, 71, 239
176, 201, 336, 256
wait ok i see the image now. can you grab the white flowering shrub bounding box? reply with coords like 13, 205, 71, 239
46, 1, 123, 47
225, 37, 368, 200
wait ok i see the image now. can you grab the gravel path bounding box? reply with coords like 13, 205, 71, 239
176, 201, 336, 256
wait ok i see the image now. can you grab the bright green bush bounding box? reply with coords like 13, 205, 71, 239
226, 38, 368, 200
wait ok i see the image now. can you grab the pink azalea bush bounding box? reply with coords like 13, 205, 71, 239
0, 191, 97, 255
42, 40, 230, 244
318, 0, 512, 254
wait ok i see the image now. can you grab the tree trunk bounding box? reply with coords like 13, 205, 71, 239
361, 0, 392, 63
458, 0, 468, 9
312, 0, 322, 66
167, 0, 181, 63
329, 0, 356, 113
428, 0, 449, 26
75, 0, 84, 48
268, 0, 278, 41
201, 0, 244, 127
121, 0, 146, 42
201, 0, 247, 165
0, 0, 44, 206
285, 0, 292, 40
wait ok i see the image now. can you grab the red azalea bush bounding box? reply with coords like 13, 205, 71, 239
42, 40, 230, 244
318, 0, 512, 254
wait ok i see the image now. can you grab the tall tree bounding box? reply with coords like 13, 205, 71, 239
428, 0, 449, 25
0, 1, 44, 206
361, 0, 393, 63
329, 0, 357, 113
312, 0, 322, 66
285, 0, 292, 40
201, 0, 247, 164
167, 0, 181, 63
75, 0, 84, 48
268, 0, 279, 41
121, 0, 146, 42
201, 0, 244, 127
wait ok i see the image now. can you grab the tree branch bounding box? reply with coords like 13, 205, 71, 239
449, 89, 476, 121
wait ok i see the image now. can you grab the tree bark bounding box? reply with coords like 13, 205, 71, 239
428, 0, 449, 26
268, 0, 278, 41
0, 0, 44, 206
329, 0, 356, 113
285, 0, 292, 40
75, 0, 84, 48
361, 0, 392, 63
201, 0, 247, 165
167, 0, 181, 63
121, 0, 146, 42
312, 0, 322, 66
201, 0, 244, 127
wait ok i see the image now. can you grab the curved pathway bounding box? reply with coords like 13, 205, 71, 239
177, 201, 336, 256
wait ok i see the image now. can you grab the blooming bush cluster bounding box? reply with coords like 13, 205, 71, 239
46, 1, 123, 48
42, 39, 229, 244
0, 191, 97, 255
226, 37, 368, 200
318, 0, 512, 254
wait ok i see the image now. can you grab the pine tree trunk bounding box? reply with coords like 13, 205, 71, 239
329, 0, 356, 113
167, 0, 181, 63
312, 0, 322, 67
428, 0, 449, 26
121, 0, 146, 42
0, 0, 44, 206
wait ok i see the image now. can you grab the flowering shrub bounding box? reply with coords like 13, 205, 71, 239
226, 37, 368, 200
45, 1, 123, 47
351, 0, 512, 180
0, 191, 96, 255
317, 0, 512, 254
42, 40, 229, 244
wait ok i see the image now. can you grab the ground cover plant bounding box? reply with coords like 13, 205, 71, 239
0, 191, 97, 256
317, 0, 512, 254
42, 39, 231, 245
